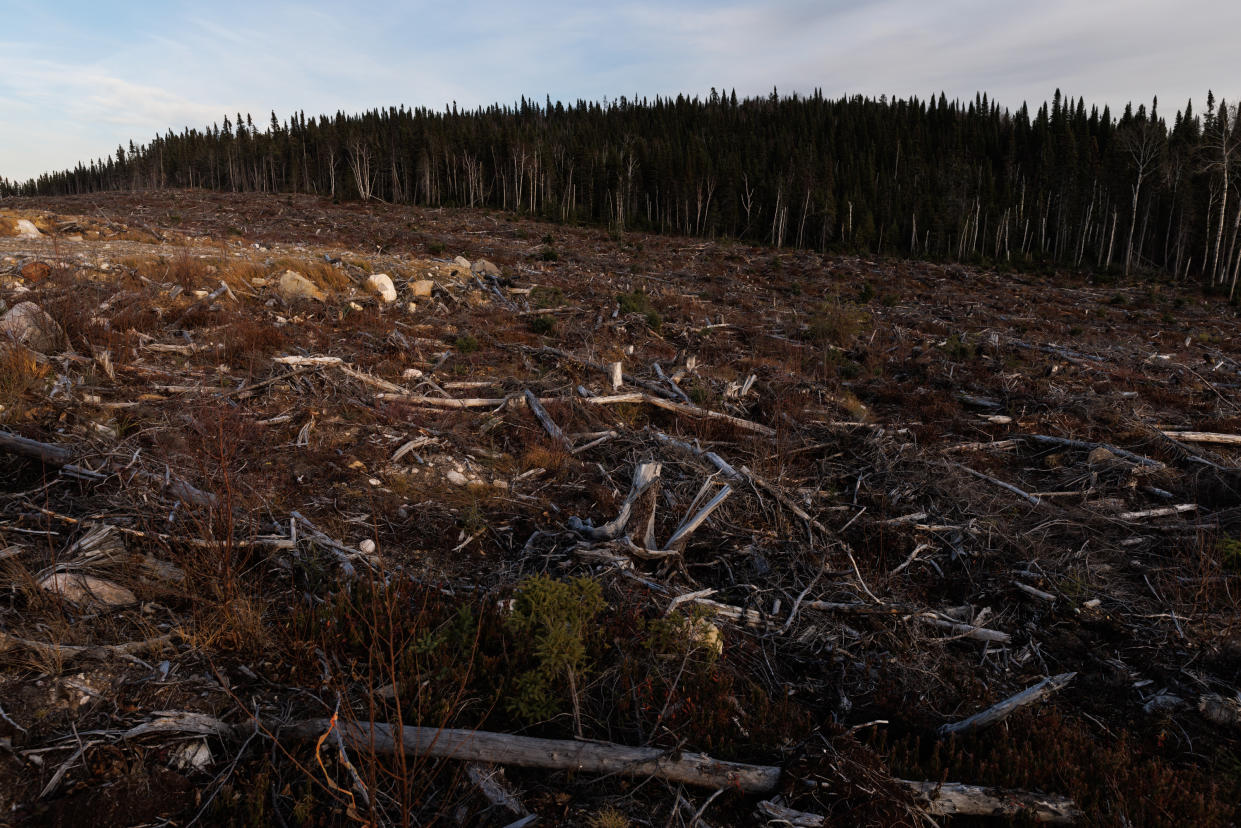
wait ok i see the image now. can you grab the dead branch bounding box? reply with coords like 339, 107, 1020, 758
524, 389, 573, 451
1019, 434, 1163, 468
0, 429, 215, 506
938, 673, 1076, 735
949, 462, 1043, 507
1116, 504, 1197, 521
569, 462, 661, 541
0, 631, 173, 662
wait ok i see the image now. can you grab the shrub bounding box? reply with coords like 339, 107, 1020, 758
454, 334, 479, 354
804, 299, 870, 347
531, 285, 565, 308
528, 314, 556, 335
504, 575, 605, 724
617, 289, 662, 331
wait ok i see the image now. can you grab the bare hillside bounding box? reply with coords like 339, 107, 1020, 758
1, 190, 1239, 826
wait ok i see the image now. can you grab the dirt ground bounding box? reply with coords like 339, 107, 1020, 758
0, 190, 1239, 826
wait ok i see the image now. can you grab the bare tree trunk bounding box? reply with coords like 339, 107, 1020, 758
1105, 209, 1118, 270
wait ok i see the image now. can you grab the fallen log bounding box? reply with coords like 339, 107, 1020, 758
902, 780, 1082, 823
281, 720, 782, 793
1161, 430, 1241, 446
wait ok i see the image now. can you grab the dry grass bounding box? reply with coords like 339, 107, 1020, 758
0, 345, 51, 418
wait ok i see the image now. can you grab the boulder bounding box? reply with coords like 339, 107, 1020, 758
39, 573, 137, 607
1, 301, 65, 352
410, 279, 435, 298
453, 255, 472, 270
277, 270, 326, 302
15, 219, 42, 239
364, 273, 397, 303
1087, 446, 1117, 466
20, 261, 52, 282
472, 259, 501, 278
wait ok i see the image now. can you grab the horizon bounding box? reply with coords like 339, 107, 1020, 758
2, 0, 1239, 183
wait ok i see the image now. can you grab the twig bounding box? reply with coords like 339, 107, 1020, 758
949, 462, 1042, 507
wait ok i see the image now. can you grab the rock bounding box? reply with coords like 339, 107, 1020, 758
1, 301, 65, 352
453, 255, 472, 270
407, 302, 419, 313
20, 261, 51, 282
359, 539, 377, 555
472, 259, 501, 278
1143, 692, 1185, 714
686, 617, 724, 656
446, 469, 469, 487
1087, 447, 1117, 466
1198, 693, 1241, 728
171, 740, 213, 771
276, 270, 326, 302
15, 219, 42, 239
365, 273, 397, 303
138, 555, 186, 584
410, 279, 435, 298
39, 573, 137, 607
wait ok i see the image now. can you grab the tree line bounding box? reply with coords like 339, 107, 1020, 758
3, 88, 1239, 291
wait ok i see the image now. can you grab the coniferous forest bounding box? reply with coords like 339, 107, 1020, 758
4, 88, 1240, 290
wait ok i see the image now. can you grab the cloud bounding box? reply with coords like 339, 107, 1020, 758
2, 0, 1240, 181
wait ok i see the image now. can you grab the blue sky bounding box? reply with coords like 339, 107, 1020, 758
2, 0, 1239, 182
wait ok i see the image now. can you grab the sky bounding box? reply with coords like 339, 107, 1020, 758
2, 0, 1239, 182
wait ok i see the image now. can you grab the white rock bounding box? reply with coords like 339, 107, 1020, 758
453, 255, 472, 270
15, 219, 42, 239
39, 573, 136, 607
349, 301, 364, 311
407, 302, 418, 313
410, 279, 434, 298
402, 368, 424, 379
359, 539, 377, 555
365, 273, 397, 303
472, 259, 501, 278
171, 740, 214, 771
1, 301, 65, 353
686, 617, 724, 656
446, 469, 469, 486
276, 270, 326, 302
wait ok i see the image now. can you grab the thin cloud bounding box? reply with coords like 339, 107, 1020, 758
2, 0, 1240, 181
